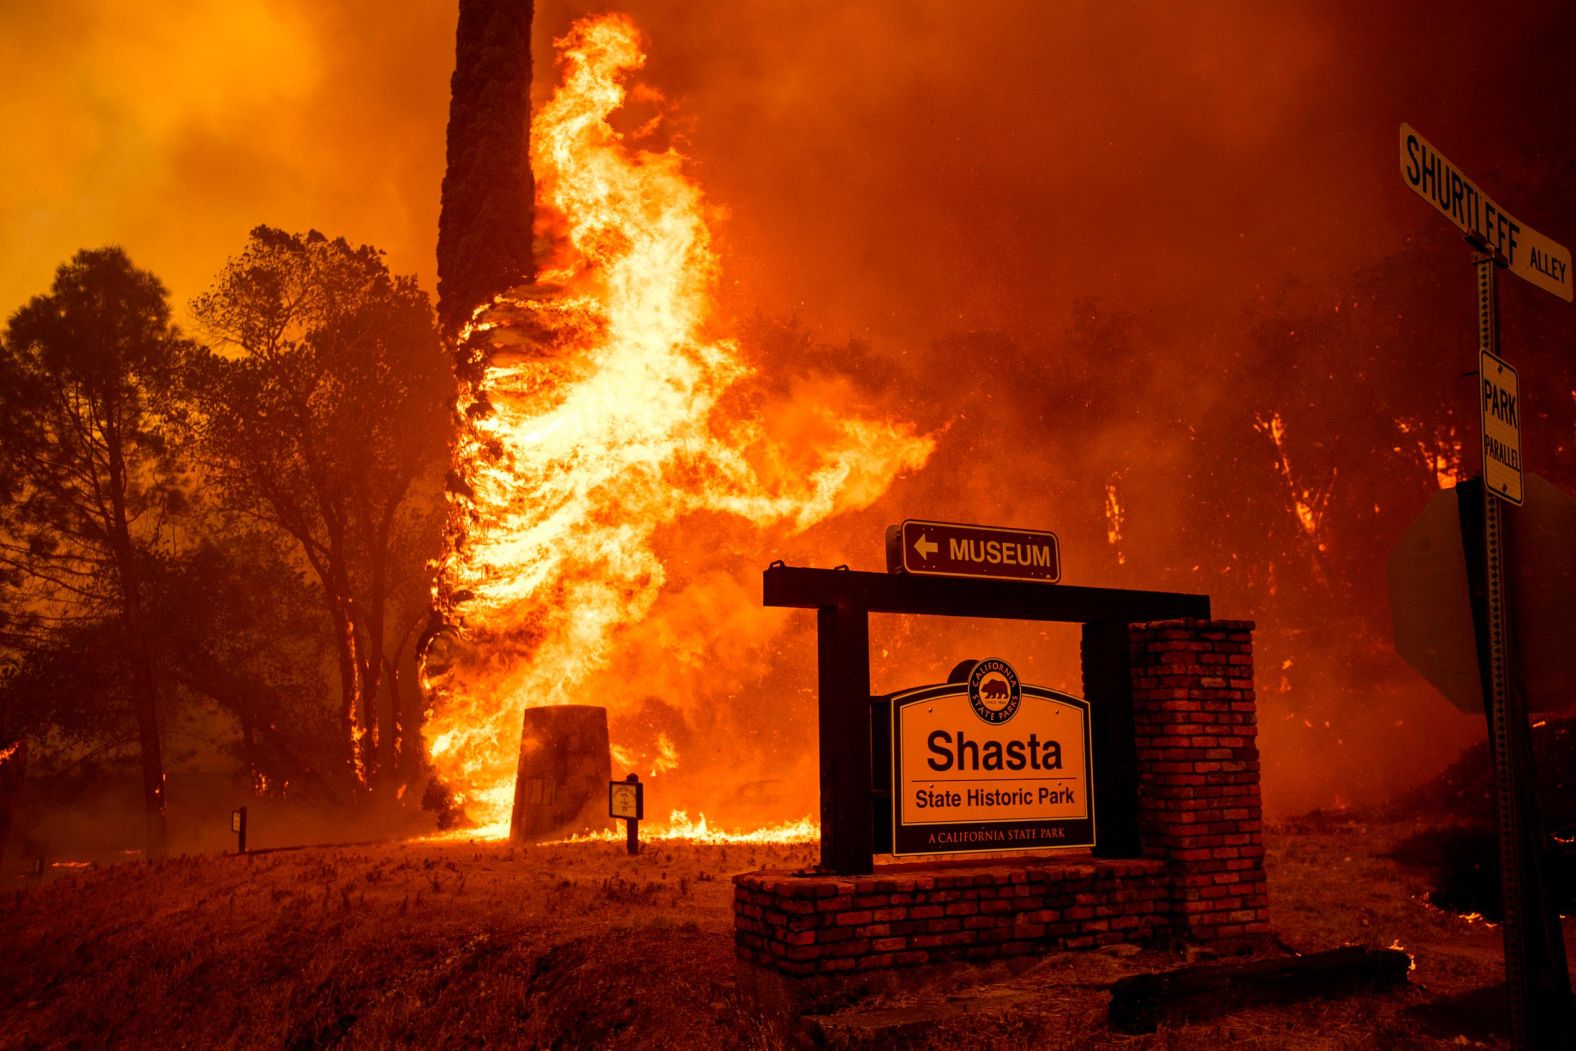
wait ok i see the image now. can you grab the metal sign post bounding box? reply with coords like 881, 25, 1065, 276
1397, 123, 1574, 1048
1471, 250, 1573, 1049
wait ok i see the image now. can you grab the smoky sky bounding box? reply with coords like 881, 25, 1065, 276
4, 1, 1570, 337
4, 0, 1575, 816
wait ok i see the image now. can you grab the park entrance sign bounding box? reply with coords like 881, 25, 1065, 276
746, 549, 1273, 976
890, 659, 1093, 856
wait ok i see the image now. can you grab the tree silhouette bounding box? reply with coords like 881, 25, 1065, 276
189, 227, 452, 796
145, 530, 340, 801
0, 247, 191, 856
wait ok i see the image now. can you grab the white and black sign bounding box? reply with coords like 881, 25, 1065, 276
609, 778, 643, 821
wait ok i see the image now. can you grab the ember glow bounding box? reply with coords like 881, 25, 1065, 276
422, 13, 932, 835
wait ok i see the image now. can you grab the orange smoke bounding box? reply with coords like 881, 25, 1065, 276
423, 13, 933, 836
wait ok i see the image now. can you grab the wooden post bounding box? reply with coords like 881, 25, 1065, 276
232, 806, 248, 854
817, 604, 873, 874
1083, 621, 1141, 857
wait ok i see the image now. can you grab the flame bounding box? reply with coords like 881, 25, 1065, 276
552, 810, 819, 846
1395, 418, 1462, 489
1455, 910, 1498, 927
1386, 939, 1417, 971
423, 14, 932, 831
1103, 477, 1125, 565
649, 732, 679, 777
1255, 410, 1330, 547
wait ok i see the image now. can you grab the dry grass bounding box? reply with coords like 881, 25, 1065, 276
1, 818, 1560, 1049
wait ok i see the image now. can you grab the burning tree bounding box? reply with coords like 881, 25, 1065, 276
422, 14, 934, 833
188, 228, 453, 798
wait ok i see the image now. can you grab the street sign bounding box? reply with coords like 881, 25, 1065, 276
1480, 351, 1524, 505
1399, 123, 1572, 301
885, 519, 1061, 583
889, 659, 1093, 856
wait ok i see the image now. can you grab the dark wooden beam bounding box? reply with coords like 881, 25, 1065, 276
1083, 621, 1140, 858
817, 605, 874, 874
764, 566, 1209, 623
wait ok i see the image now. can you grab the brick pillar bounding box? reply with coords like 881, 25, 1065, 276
1129, 618, 1269, 946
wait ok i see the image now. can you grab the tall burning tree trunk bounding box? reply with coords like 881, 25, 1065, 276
437, 0, 536, 333
420, 0, 538, 820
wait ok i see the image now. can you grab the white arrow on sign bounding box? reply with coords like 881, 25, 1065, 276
913, 533, 939, 560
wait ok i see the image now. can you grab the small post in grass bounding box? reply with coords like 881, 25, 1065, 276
231, 806, 247, 854
609, 773, 643, 855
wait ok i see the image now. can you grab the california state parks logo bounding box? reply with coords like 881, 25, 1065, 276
967, 658, 1021, 724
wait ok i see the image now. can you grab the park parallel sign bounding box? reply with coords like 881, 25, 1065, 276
886, 519, 1061, 583
1480, 350, 1523, 504
1399, 123, 1572, 301
890, 658, 1093, 857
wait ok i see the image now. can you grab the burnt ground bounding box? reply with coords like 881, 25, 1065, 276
1, 818, 1570, 1050
1382, 715, 1576, 921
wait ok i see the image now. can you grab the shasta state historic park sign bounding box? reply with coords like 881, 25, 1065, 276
891, 658, 1094, 856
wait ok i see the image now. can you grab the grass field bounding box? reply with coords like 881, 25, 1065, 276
2, 815, 1565, 1049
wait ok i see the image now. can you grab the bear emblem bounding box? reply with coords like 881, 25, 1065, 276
980, 677, 1010, 700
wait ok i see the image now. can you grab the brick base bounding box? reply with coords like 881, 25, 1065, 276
1130, 619, 1270, 945
734, 856, 1168, 976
